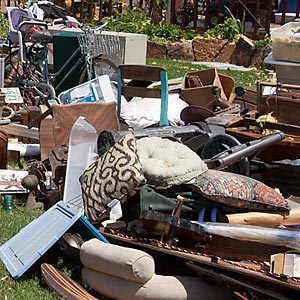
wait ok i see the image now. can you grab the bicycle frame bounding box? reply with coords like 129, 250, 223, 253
49, 47, 86, 92
35, 43, 110, 94
6, 23, 118, 99
33, 42, 88, 92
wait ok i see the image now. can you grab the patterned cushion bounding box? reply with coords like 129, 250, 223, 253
193, 169, 289, 211
80, 133, 146, 223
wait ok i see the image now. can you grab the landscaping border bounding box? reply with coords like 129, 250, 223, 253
147, 35, 271, 69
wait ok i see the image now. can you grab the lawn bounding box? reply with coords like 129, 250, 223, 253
0, 207, 62, 300
147, 58, 272, 90
0, 58, 271, 300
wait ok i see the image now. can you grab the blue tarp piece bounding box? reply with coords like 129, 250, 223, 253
0, 201, 108, 279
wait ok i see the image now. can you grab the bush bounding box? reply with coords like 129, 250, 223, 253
254, 35, 272, 49
142, 23, 196, 42
0, 13, 8, 39
104, 7, 197, 42
104, 7, 151, 34
204, 17, 240, 42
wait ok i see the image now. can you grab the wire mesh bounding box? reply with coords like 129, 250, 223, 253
77, 27, 121, 59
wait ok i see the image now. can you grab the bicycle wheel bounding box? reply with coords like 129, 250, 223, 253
4, 49, 44, 87
77, 57, 117, 85
200, 134, 250, 176
4, 49, 21, 87
4, 49, 53, 106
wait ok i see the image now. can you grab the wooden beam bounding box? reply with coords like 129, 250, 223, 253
254, 0, 260, 38
229, 0, 235, 14
296, 0, 300, 19
281, 0, 287, 25
265, 0, 273, 33
217, 0, 222, 24
193, 0, 198, 29
98, 0, 103, 20
204, 0, 211, 31
170, 0, 176, 24
0, 123, 39, 141
102, 231, 300, 291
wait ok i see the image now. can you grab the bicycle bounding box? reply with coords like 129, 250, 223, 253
4, 18, 122, 106
76, 23, 121, 84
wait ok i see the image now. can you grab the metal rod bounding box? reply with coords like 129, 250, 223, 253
0, 54, 6, 88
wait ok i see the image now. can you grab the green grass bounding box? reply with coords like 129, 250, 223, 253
147, 58, 271, 90
0, 204, 107, 300
0, 206, 63, 300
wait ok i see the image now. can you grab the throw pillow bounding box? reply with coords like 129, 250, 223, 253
80, 133, 146, 223
193, 169, 289, 211
136, 137, 208, 188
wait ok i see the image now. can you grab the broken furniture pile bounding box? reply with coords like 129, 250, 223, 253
77, 127, 300, 299
227, 83, 300, 198
1, 56, 300, 299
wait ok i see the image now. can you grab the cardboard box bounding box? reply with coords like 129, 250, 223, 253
181, 69, 234, 107
270, 253, 285, 274
270, 252, 300, 277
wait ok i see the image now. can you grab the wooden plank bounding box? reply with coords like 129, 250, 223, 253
121, 86, 161, 99
102, 232, 300, 291
258, 95, 300, 127
226, 126, 300, 162
119, 65, 164, 82
204, 0, 211, 31
244, 117, 300, 136
39, 117, 55, 161
265, 0, 273, 33
217, 0, 223, 24
138, 211, 290, 261
39, 102, 120, 161
281, 0, 287, 25
0, 123, 39, 141
187, 263, 294, 300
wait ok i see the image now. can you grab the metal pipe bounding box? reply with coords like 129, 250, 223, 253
0, 54, 6, 88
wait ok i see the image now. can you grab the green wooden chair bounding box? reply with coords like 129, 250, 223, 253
116, 64, 169, 127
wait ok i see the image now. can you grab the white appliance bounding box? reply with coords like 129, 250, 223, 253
101, 31, 148, 67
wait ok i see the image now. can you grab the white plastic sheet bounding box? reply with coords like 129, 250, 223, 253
63, 117, 98, 212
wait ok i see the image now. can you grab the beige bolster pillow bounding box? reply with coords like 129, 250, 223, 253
80, 239, 155, 283
82, 267, 233, 300
225, 212, 284, 227
283, 207, 300, 226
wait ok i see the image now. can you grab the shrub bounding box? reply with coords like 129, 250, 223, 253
142, 23, 196, 42
104, 7, 197, 42
204, 17, 241, 42
0, 13, 8, 39
254, 35, 272, 49
104, 7, 151, 33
